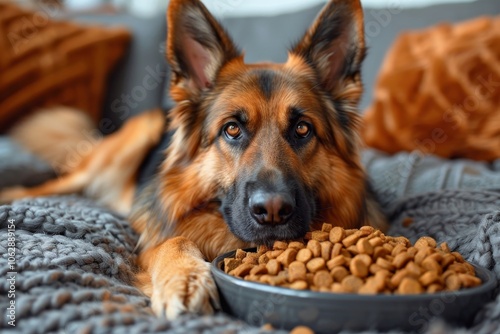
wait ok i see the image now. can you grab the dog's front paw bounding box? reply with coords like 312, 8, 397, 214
0, 186, 28, 204
150, 255, 220, 320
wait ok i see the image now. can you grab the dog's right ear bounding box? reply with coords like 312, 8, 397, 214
166, 0, 241, 101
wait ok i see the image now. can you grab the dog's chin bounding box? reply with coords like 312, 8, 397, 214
220, 182, 316, 245
225, 215, 311, 245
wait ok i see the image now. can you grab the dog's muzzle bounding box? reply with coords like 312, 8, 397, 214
221, 168, 314, 244
248, 189, 295, 225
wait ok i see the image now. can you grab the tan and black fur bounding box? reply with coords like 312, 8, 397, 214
0, 0, 385, 320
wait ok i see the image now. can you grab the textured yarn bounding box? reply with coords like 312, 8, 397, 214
1, 147, 500, 333
0, 197, 274, 334
1, 192, 499, 334
362, 149, 500, 212
388, 190, 500, 334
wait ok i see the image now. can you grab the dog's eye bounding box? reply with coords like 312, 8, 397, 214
295, 121, 312, 138
224, 122, 242, 139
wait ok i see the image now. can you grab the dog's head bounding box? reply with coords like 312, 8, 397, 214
162, 0, 367, 245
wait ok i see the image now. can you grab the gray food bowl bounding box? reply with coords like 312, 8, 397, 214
211, 249, 496, 333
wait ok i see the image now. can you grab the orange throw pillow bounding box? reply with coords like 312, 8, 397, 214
0, 3, 131, 132
362, 16, 500, 161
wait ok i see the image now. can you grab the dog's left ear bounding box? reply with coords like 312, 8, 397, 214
291, 0, 366, 104
166, 0, 241, 100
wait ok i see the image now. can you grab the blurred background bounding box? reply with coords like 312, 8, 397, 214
1, 0, 499, 140
62, 0, 479, 17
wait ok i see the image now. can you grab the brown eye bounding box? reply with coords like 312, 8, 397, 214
295, 121, 311, 138
224, 122, 242, 139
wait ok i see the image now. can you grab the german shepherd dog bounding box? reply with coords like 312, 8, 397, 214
1, 0, 385, 320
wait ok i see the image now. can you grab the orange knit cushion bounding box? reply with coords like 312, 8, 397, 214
362, 16, 500, 161
0, 3, 131, 132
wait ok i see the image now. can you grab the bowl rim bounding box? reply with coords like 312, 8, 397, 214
211, 248, 497, 302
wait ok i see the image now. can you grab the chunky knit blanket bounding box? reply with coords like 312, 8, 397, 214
1, 148, 500, 334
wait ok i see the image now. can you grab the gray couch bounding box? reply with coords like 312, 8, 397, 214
68, 0, 500, 127
1, 1, 500, 333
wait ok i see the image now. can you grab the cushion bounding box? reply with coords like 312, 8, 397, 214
362, 16, 500, 161
0, 2, 131, 132
359, 0, 500, 110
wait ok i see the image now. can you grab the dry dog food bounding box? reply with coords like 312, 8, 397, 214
224, 224, 482, 294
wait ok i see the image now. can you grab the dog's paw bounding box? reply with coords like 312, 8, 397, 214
0, 186, 28, 204
150, 255, 220, 320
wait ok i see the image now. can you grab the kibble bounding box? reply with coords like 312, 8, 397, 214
307, 240, 321, 257
330, 227, 345, 243
350, 256, 369, 278
321, 241, 333, 260
313, 270, 333, 288
225, 223, 482, 294
306, 257, 326, 273
357, 238, 374, 255
277, 248, 297, 267
296, 248, 313, 263
266, 259, 280, 275
289, 261, 307, 282
327, 255, 346, 270
312, 231, 330, 242
290, 326, 314, 334
342, 275, 363, 293
398, 277, 423, 294
331, 266, 349, 282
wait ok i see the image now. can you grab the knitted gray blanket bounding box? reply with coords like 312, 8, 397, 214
1, 150, 500, 333
2, 193, 499, 334
0, 196, 266, 334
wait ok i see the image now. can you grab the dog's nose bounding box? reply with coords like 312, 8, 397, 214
249, 191, 294, 225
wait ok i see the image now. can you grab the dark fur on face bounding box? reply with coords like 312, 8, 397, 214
215, 71, 318, 243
